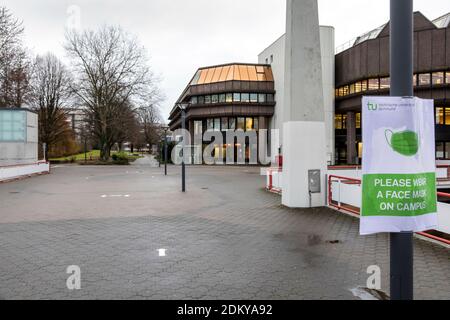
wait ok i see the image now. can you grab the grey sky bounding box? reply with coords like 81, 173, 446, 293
3, 0, 450, 121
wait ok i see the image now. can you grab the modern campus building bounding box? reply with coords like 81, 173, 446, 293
168, 63, 276, 163
335, 12, 450, 165
169, 11, 450, 166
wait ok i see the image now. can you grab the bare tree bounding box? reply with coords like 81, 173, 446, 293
65, 25, 161, 161
0, 7, 31, 108
137, 103, 163, 151
28, 53, 74, 159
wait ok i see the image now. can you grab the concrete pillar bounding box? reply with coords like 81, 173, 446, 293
282, 0, 327, 208
346, 111, 357, 165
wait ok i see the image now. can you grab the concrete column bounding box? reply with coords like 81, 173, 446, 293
346, 112, 357, 165
282, 0, 327, 208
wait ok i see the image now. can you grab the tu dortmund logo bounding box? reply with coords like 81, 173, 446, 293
368, 102, 378, 111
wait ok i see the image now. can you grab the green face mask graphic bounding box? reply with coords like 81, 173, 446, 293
385, 129, 419, 156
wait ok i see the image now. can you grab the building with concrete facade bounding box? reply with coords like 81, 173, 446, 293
335, 12, 450, 165
169, 5, 450, 173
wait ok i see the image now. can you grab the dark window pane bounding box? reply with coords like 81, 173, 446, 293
205, 95, 211, 104
219, 94, 226, 103
437, 142, 444, 159
190, 96, 198, 104
258, 93, 266, 103
267, 94, 274, 102
198, 96, 204, 104
254, 117, 259, 130
212, 95, 219, 103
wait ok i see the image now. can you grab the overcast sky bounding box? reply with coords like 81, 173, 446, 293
3, 0, 450, 121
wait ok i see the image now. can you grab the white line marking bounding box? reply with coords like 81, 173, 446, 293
157, 249, 166, 257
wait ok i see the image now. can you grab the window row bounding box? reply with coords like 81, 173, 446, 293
335, 71, 450, 98
203, 117, 260, 132
190, 93, 274, 105
335, 113, 361, 130
335, 107, 450, 130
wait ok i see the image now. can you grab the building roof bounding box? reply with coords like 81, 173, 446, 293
433, 12, 450, 28
189, 63, 274, 86
336, 11, 450, 54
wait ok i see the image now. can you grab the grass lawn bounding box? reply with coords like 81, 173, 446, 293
50, 150, 143, 162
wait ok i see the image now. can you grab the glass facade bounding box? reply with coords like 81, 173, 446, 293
335, 71, 450, 98
0, 110, 26, 142
190, 93, 274, 105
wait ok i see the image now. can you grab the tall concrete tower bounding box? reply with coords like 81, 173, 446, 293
282, 0, 327, 208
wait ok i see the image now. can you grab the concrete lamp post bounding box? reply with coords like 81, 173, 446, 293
176, 103, 189, 192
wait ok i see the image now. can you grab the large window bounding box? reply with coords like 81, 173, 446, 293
379, 77, 390, 89
267, 94, 274, 102
212, 95, 219, 104
368, 78, 379, 90
205, 95, 211, 104
226, 93, 233, 103
207, 118, 214, 131
0, 110, 26, 142
418, 73, 431, 86
335, 114, 347, 130
194, 120, 202, 135
221, 118, 229, 131
356, 113, 361, 129
219, 94, 226, 103
258, 93, 266, 103
250, 93, 258, 103
245, 118, 254, 131
190, 96, 198, 104
214, 118, 221, 131
241, 93, 250, 103
237, 117, 245, 130
229, 118, 236, 130
435, 142, 450, 159
436, 107, 445, 125
233, 93, 241, 102
446, 72, 450, 84
432, 72, 445, 85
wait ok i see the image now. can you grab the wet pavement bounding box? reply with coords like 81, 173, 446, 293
0, 165, 448, 299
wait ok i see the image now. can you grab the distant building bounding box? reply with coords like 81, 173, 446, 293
0, 108, 38, 166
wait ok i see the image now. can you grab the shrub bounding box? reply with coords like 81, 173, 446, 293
112, 152, 129, 165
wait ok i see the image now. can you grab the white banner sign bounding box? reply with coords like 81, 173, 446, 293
361, 96, 438, 235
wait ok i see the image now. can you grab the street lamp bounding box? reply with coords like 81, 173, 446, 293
162, 126, 169, 176
177, 102, 189, 192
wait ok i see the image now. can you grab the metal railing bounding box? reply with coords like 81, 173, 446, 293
328, 174, 450, 245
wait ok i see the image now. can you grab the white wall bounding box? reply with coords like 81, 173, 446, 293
258, 26, 335, 165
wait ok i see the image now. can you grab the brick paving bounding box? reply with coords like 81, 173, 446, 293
0, 164, 448, 299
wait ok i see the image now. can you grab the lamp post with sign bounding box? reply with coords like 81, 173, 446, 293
389, 0, 414, 301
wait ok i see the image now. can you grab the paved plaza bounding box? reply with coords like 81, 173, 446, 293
0, 159, 448, 299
